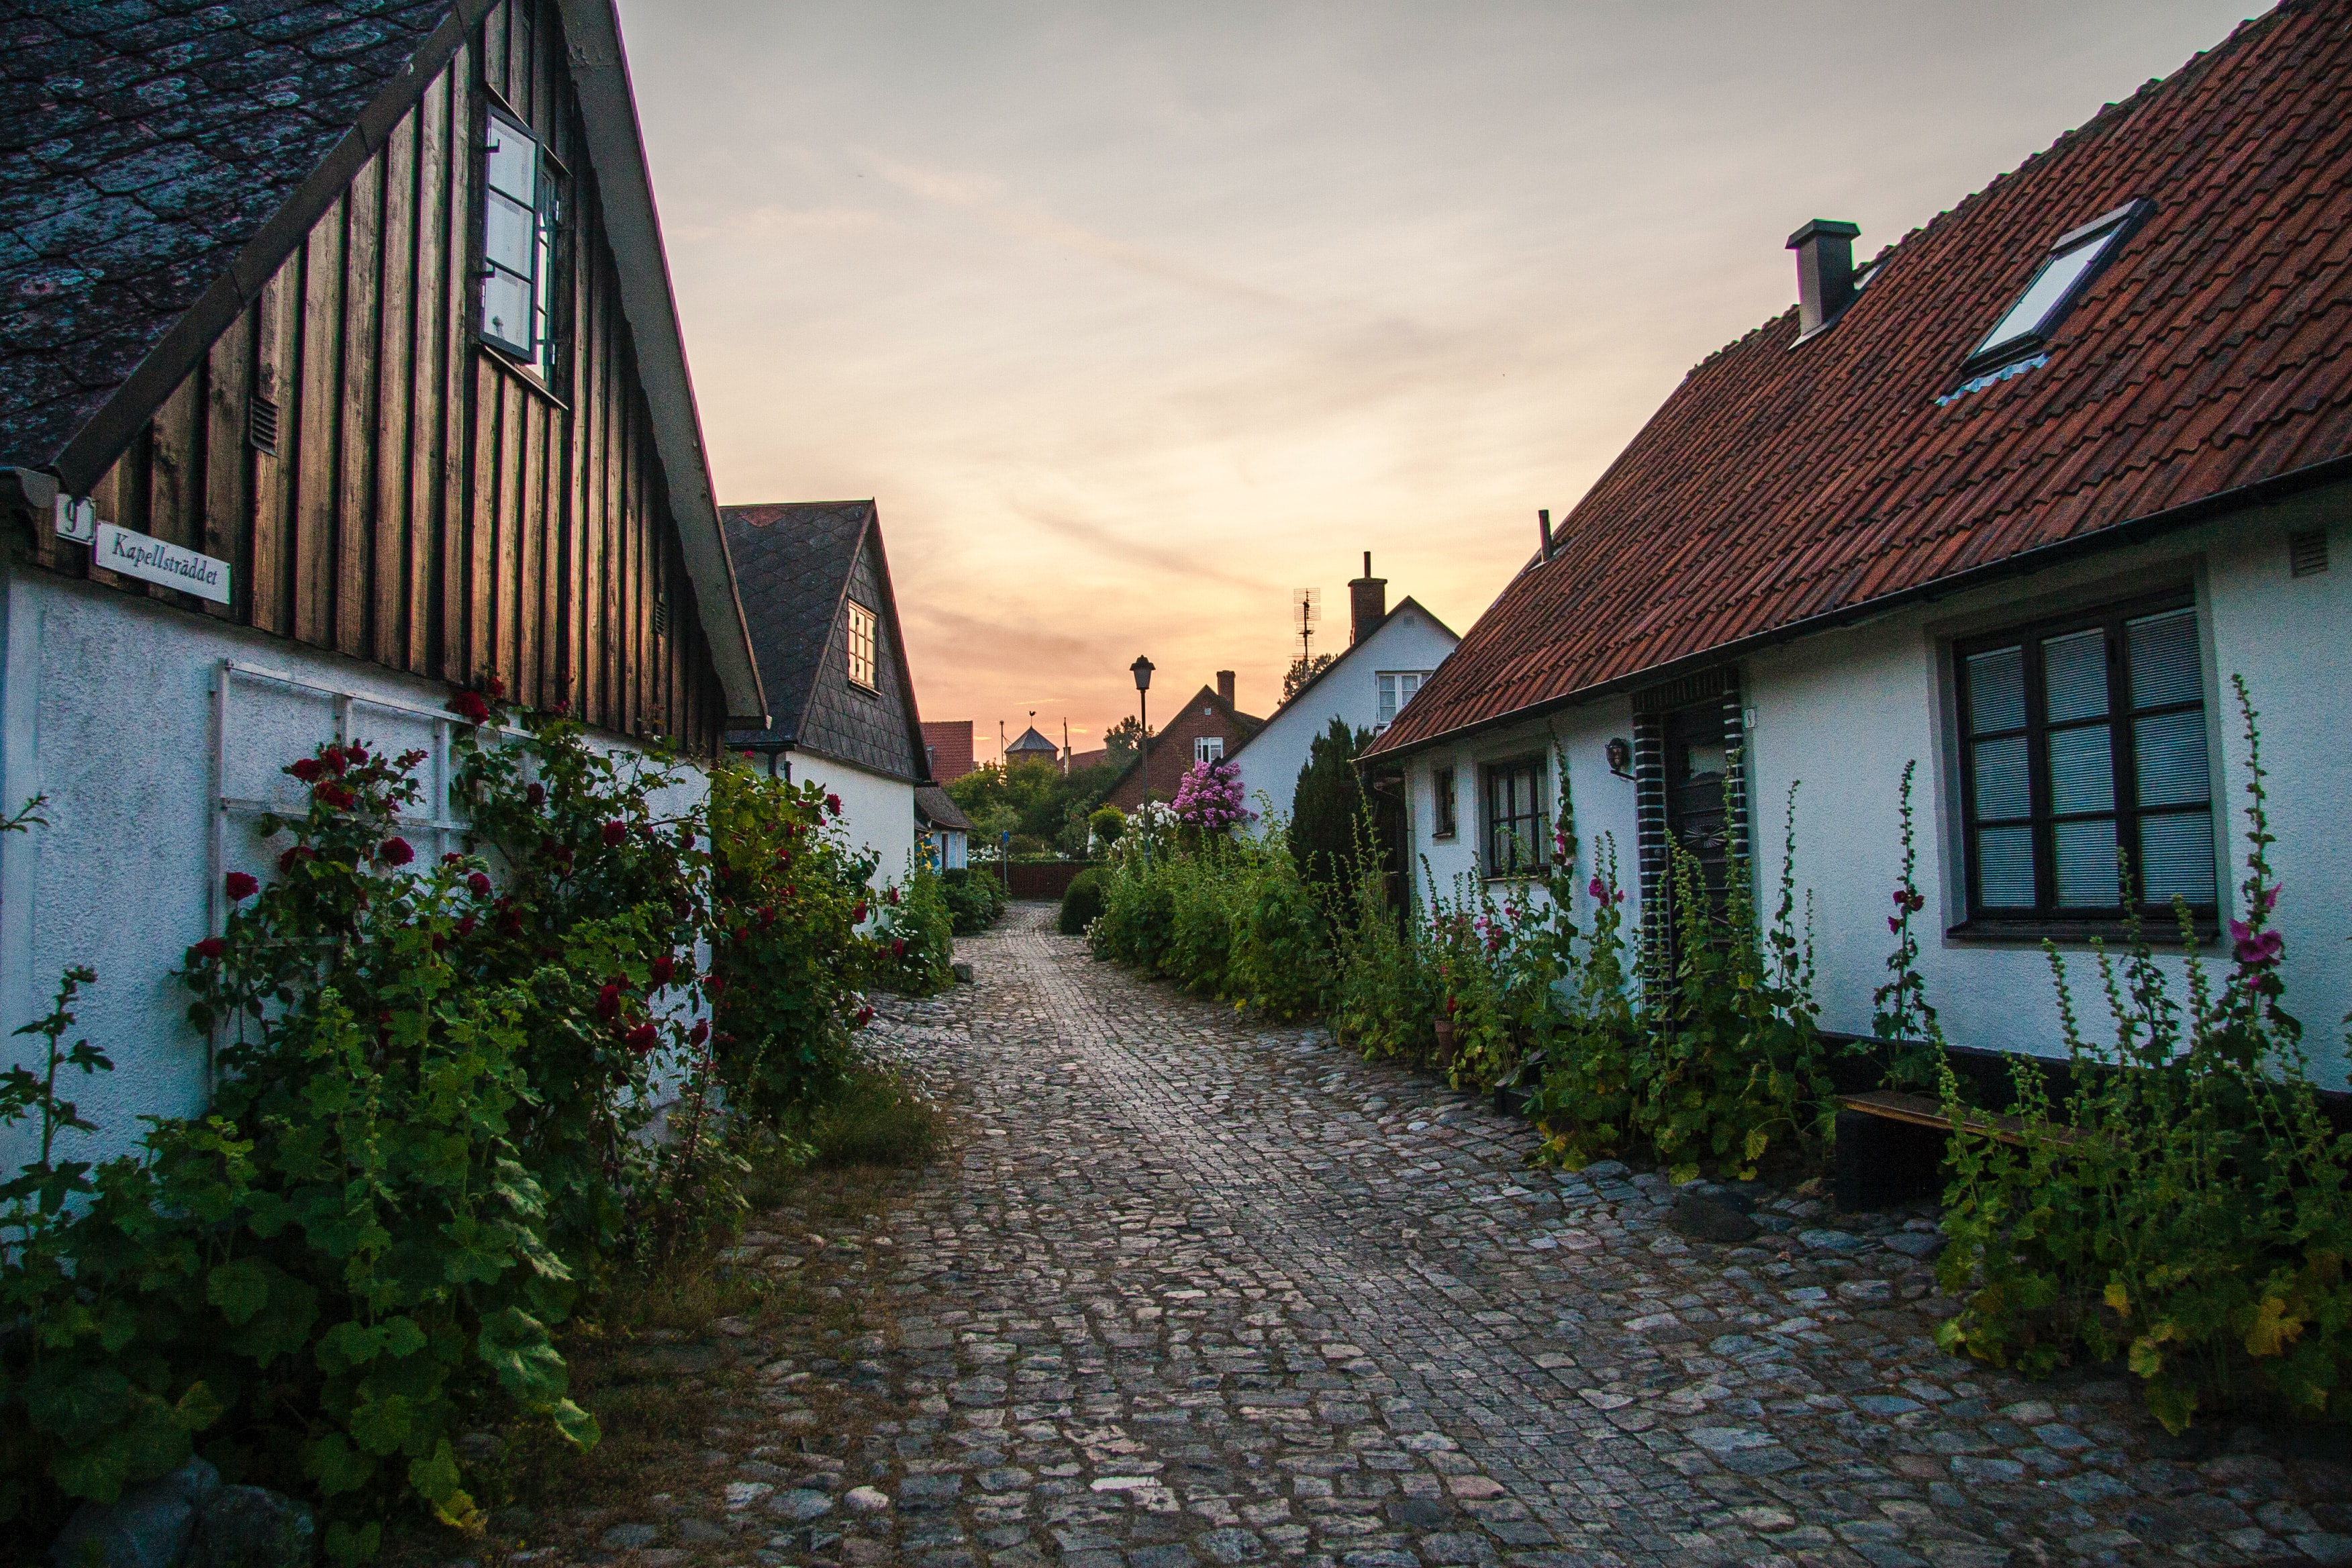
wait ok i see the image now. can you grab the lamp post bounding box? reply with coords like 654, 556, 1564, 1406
1130, 654, 1155, 854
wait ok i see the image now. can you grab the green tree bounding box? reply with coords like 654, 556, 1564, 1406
1103, 716, 1148, 768
1288, 717, 1369, 889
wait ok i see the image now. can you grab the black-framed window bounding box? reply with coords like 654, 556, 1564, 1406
1956, 594, 2216, 923
1483, 757, 1547, 877
480, 108, 563, 379
1432, 766, 1457, 840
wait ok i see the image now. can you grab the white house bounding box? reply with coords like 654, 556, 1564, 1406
0, 0, 769, 1167
917, 785, 971, 871
1363, 3, 2352, 1082
723, 501, 929, 884
1231, 556, 1458, 824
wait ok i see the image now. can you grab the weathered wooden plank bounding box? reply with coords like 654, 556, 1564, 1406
201, 308, 252, 622
146, 374, 202, 608
250, 252, 299, 634
334, 158, 383, 659
293, 195, 344, 647
589, 275, 616, 728
407, 62, 450, 675
373, 105, 418, 667
438, 44, 476, 683
512, 387, 542, 709
84, 432, 140, 591
511, 0, 536, 124
483, 1, 509, 109
466, 361, 500, 685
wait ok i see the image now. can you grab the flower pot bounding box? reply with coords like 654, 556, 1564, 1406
1433, 1019, 1456, 1069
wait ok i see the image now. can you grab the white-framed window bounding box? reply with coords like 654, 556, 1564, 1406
845, 601, 878, 689
479, 109, 562, 379
1376, 670, 1428, 730
1194, 736, 1224, 763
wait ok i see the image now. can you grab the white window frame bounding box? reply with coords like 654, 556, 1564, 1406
845, 601, 879, 690
479, 107, 560, 379
1194, 735, 1224, 764
1375, 670, 1430, 732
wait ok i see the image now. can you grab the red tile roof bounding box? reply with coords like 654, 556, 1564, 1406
1368, 0, 2352, 758
922, 720, 977, 782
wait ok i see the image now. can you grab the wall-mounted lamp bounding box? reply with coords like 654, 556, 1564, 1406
1606, 737, 1634, 780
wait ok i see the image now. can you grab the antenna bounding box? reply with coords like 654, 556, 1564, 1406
1293, 587, 1320, 663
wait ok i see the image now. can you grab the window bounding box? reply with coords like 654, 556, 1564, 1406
1375, 671, 1428, 731
845, 600, 877, 689
1432, 766, 1457, 840
1193, 736, 1223, 764
480, 109, 562, 378
1483, 757, 1547, 877
1963, 201, 2145, 375
1956, 596, 2216, 923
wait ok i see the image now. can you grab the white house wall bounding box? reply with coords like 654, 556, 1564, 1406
787, 751, 918, 888
0, 569, 712, 1172
1237, 606, 1459, 826
1398, 488, 2351, 1083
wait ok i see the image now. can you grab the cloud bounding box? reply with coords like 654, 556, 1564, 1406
862, 150, 1297, 311
1008, 496, 1263, 589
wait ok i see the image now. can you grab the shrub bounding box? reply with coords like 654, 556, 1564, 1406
940, 866, 1008, 934
1087, 805, 1126, 852
1288, 718, 1367, 889
869, 863, 955, 995
1059, 869, 1106, 936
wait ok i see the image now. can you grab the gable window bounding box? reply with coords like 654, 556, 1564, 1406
480, 109, 562, 379
1956, 596, 2215, 924
1375, 671, 1428, 731
1432, 766, 1457, 840
1963, 200, 2146, 375
1194, 736, 1224, 764
1483, 757, 1547, 877
845, 600, 878, 690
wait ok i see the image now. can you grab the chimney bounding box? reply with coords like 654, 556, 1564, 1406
1347, 551, 1386, 646
1786, 219, 1861, 340
1217, 670, 1236, 707
1536, 508, 1553, 562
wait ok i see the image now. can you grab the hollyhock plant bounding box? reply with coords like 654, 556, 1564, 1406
1171, 757, 1253, 833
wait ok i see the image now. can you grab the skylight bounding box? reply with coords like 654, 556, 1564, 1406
1965, 201, 2147, 372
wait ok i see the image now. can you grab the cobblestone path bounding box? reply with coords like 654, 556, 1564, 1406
738, 906, 2352, 1568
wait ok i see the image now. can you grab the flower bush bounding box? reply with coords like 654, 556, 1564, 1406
0, 689, 886, 1559
1172, 756, 1253, 834
867, 863, 956, 996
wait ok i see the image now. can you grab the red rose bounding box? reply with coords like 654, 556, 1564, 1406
322, 745, 346, 774
449, 691, 490, 725
289, 757, 324, 782
705, 975, 727, 998
688, 1020, 709, 1046
624, 1021, 657, 1055
191, 936, 226, 961
596, 981, 623, 1020
485, 673, 506, 699
467, 871, 493, 897
224, 871, 258, 900
346, 744, 368, 765
775, 848, 792, 868
378, 837, 414, 866
313, 781, 353, 810
886, 887, 901, 907
456, 916, 477, 936
853, 1005, 874, 1028
277, 846, 311, 874
785, 884, 797, 899
678, 826, 695, 848
650, 955, 676, 986
850, 901, 867, 923
891, 938, 906, 959
826, 793, 842, 818
431, 934, 447, 952
443, 852, 464, 866
526, 783, 546, 807
603, 820, 626, 847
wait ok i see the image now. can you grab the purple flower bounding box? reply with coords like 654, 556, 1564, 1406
2230, 918, 2284, 966
1888, 915, 1903, 934
1588, 876, 1607, 900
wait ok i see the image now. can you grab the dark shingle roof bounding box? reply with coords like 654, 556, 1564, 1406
0, 0, 454, 470
915, 785, 971, 832
722, 501, 873, 750
1006, 726, 1059, 756
1369, 0, 2352, 758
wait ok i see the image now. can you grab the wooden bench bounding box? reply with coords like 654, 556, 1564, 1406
1837, 1089, 2085, 1148
1833, 1090, 2084, 1210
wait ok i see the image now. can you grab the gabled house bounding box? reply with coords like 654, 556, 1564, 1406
922, 719, 978, 783
1101, 671, 1264, 812
1363, 0, 2352, 1077
1005, 726, 1061, 768
0, 0, 763, 1145
916, 785, 971, 871
722, 501, 930, 882
1231, 556, 1458, 822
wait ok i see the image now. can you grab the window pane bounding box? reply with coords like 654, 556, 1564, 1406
2128, 608, 2201, 709
1973, 229, 2117, 359
2047, 725, 2115, 814
1973, 735, 2030, 820
485, 189, 536, 275
1377, 675, 1396, 726
2138, 812, 2216, 906
2054, 818, 2122, 907
486, 117, 536, 203
1967, 646, 2025, 734
2134, 710, 2210, 807
480, 267, 532, 352
2041, 630, 2108, 723
1976, 826, 2035, 908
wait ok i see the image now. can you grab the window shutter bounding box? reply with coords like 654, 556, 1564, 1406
481, 112, 542, 361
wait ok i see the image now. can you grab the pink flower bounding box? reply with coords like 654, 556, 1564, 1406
1587, 877, 1607, 901
377, 837, 414, 866
2230, 920, 2284, 966
224, 871, 259, 900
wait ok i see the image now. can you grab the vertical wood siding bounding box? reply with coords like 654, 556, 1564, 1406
38, 0, 723, 756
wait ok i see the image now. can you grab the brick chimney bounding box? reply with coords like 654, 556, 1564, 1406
1216, 670, 1236, 707
1348, 552, 1387, 646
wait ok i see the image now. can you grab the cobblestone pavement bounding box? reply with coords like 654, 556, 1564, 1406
716, 905, 2352, 1568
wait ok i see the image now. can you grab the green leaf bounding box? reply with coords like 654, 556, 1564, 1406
303, 1432, 377, 1497
347, 1393, 413, 1456
379, 1316, 427, 1360
318, 1321, 385, 1375
477, 1308, 567, 1405
205, 1259, 271, 1326
323, 1520, 381, 1567
548, 1398, 600, 1451
170, 1381, 224, 1434
226, 1265, 319, 1367
23, 1360, 130, 1449
408, 1440, 483, 1530
48, 1431, 132, 1504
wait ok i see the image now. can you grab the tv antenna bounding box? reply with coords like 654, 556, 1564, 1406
1293, 587, 1320, 662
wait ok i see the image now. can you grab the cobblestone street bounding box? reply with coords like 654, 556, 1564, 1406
717, 905, 2352, 1568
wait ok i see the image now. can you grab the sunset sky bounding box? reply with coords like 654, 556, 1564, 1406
618, 0, 2259, 765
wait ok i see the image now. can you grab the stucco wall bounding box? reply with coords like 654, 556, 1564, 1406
0, 568, 711, 1173
1395, 491, 2351, 1081
1236, 606, 1459, 828
784, 750, 918, 888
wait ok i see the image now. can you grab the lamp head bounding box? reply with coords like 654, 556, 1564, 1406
1130, 655, 1154, 692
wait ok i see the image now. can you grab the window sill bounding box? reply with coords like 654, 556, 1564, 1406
478, 343, 571, 411
1430, 832, 1456, 843
1943, 916, 2216, 948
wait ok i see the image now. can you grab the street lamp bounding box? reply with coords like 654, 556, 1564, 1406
1130, 653, 1155, 818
